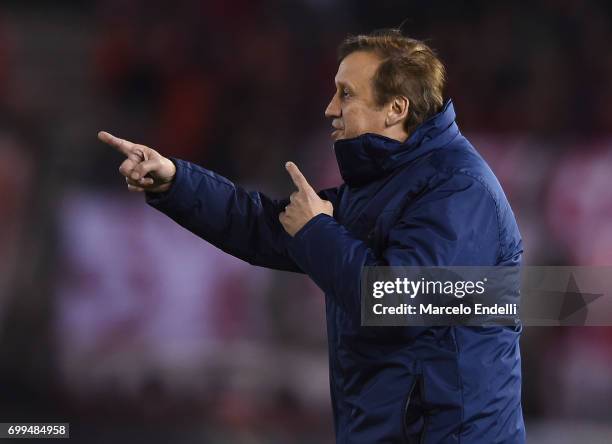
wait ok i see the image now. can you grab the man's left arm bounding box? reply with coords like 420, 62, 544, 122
284, 173, 505, 312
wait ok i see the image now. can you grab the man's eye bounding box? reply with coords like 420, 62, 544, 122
341, 89, 351, 98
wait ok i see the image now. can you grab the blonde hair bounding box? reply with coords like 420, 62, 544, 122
338, 29, 446, 133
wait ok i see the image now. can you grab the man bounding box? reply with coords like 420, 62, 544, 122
99, 29, 525, 443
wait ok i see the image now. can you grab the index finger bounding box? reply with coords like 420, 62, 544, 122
98, 131, 135, 157
285, 161, 311, 192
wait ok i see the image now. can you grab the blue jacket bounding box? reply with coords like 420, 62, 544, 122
146, 100, 525, 443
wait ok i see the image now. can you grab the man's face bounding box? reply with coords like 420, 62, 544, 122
325, 51, 387, 141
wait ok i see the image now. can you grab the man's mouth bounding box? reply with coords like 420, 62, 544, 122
331, 127, 344, 140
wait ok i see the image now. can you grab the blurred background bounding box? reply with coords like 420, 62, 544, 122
1, 0, 611, 442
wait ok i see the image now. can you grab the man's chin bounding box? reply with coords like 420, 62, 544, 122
331, 130, 345, 141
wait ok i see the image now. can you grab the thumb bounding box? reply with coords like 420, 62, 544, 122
285, 161, 313, 193
131, 159, 160, 180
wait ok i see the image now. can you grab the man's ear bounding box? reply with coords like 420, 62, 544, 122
385, 96, 409, 127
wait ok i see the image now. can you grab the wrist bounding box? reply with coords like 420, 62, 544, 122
164, 157, 177, 182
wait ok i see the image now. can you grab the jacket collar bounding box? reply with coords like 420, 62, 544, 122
333, 99, 459, 187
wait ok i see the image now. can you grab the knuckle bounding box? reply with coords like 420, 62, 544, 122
119, 161, 132, 173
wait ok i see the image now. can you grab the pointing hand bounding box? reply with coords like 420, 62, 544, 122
279, 162, 333, 237
98, 131, 176, 193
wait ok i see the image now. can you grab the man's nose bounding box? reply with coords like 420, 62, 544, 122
325, 95, 340, 118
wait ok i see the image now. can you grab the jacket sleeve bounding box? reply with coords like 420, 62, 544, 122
285, 173, 504, 311
145, 158, 339, 273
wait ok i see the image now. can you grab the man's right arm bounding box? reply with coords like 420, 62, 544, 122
98, 130, 338, 273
